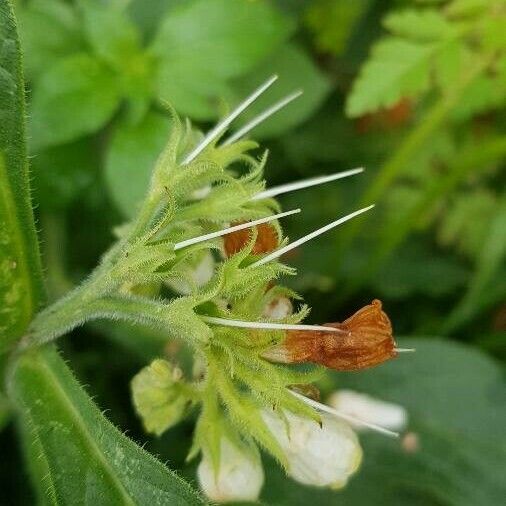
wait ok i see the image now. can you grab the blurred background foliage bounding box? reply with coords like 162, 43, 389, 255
2, 0, 505, 504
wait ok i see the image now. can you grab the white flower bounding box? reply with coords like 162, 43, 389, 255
197, 438, 264, 503
327, 389, 407, 432
262, 409, 362, 489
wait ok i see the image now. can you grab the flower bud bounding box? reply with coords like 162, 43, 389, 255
131, 359, 189, 436
197, 438, 264, 503
327, 390, 407, 432
262, 409, 362, 489
262, 296, 293, 320
166, 251, 214, 295
190, 185, 212, 200
263, 299, 397, 371
223, 221, 278, 257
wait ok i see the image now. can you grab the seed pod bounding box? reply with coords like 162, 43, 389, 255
223, 221, 278, 256
262, 299, 397, 371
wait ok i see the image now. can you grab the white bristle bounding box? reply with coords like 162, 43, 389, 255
181, 75, 278, 165
252, 168, 364, 201
222, 90, 303, 146
289, 390, 399, 438
174, 208, 300, 250
202, 316, 345, 333
249, 205, 375, 268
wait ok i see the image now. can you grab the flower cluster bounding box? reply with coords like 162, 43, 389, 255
119, 76, 411, 502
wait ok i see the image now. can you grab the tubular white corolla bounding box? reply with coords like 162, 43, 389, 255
221, 90, 303, 146
262, 408, 362, 489
197, 437, 264, 503
249, 205, 375, 268
182, 75, 278, 165
202, 316, 346, 333
289, 389, 399, 438
174, 208, 301, 250
251, 168, 364, 201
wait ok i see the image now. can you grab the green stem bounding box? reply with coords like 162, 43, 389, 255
23, 294, 173, 349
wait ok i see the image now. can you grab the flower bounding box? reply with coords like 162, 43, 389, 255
262, 409, 362, 488
262, 299, 397, 370
223, 221, 278, 256
197, 437, 264, 503
327, 389, 407, 432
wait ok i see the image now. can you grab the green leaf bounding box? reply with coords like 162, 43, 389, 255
106, 111, 171, 217
384, 9, 454, 41
16, 0, 84, 78
229, 44, 331, 138
451, 55, 506, 121
0, 0, 44, 350
304, 0, 370, 55
444, 193, 506, 332
31, 137, 98, 211
446, 0, 490, 18
262, 338, 506, 505
438, 189, 499, 260
10, 345, 205, 505
80, 0, 141, 68
371, 242, 468, 299
346, 37, 433, 117
151, 0, 293, 119
29, 53, 121, 149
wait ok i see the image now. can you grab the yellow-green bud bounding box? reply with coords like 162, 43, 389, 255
131, 359, 189, 436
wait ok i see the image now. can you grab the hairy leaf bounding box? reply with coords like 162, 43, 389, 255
10, 346, 205, 505
0, 0, 44, 350
29, 53, 121, 149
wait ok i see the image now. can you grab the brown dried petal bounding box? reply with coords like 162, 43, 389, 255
263, 299, 397, 371
223, 222, 278, 257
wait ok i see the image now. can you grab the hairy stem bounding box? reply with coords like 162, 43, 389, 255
22, 294, 174, 349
